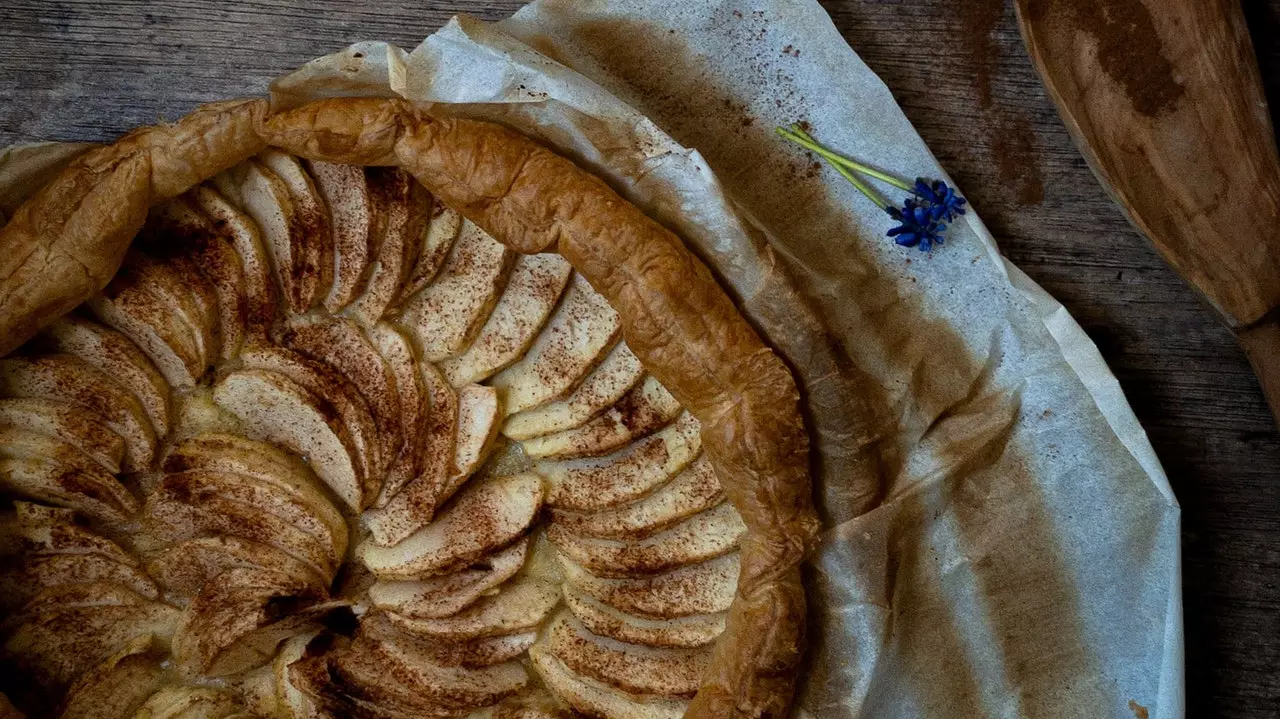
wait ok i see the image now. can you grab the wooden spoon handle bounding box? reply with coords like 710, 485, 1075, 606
1237, 322, 1280, 424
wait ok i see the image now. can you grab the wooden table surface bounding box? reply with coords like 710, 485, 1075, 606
1, 0, 1276, 715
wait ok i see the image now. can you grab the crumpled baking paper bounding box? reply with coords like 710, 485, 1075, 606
0, 1, 1183, 717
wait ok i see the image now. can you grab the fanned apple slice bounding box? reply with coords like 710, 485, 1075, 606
4, 601, 180, 689
1, 555, 158, 612
536, 412, 701, 512
358, 473, 543, 579
86, 258, 204, 389
228, 159, 316, 315
362, 612, 535, 668
163, 433, 348, 555
364, 323, 428, 504
144, 472, 338, 580
258, 149, 334, 309
521, 376, 683, 460
361, 363, 457, 546
189, 184, 278, 337
548, 503, 745, 578
368, 537, 529, 619
270, 631, 323, 719
284, 315, 402, 489
163, 250, 223, 371
307, 160, 376, 313
0, 354, 156, 472
382, 574, 560, 641
1, 582, 151, 631
39, 315, 171, 438
146, 196, 248, 362
452, 384, 501, 479
349, 167, 431, 325
133, 686, 244, 719
7, 503, 138, 564
213, 368, 364, 512
172, 566, 340, 677
440, 253, 574, 387
146, 535, 327, 600
395, 201, 461, 307
0, 398, 124, 474
502, 342, 644, 441
58, 634, 167, 719
530, 644, 687, 719
550, 455, 723, 540
547, 612, 710, 697
397, 219, 514, 362
235, 344, 380, 498
558, 552, 738, 619
236, 663, 282, 719
0, 455, 137, 526
562, 586, 724, 649
162, 470, 345, 566
124, 251, 215, 369
490, 275, 621, 415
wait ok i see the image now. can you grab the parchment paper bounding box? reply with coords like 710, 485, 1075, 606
0, 1, 1183, 717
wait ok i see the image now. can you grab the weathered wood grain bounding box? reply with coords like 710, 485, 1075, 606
1, 0, 1278, 715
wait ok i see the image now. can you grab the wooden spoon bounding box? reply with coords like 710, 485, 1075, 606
1012, 0, 1280, 425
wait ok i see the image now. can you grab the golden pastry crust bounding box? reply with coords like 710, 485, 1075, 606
0, 99, 268, 356
0, 96, 820, 719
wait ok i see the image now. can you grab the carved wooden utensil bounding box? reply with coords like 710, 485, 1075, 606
1011, 0, 1280, 425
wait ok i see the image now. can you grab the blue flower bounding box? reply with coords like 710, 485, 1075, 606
913, 178, 967, 222
885, 199, 946, 252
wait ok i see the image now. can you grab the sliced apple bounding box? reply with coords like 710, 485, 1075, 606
521, 376, 682, 460
395, 201, 461, 308
144, 471, 338, 581
562, 586, 724, 649
557, 552, 738, 619
397, 219, 514, 362
58, 633, 167, 719
235, 344, 380, 499
189, 184, 278, 337
272, 631, 324, 719
364, 323, 428, 505
363, 614, 536, 668
361, 362, 457, 546
0, 456, 136, 526
382, 573, 560, 641
490, 274, 621, 416
307, 160, 376, 313
0, 354, 156, 472
39, 315, 171, 439
0, 398, 124, 474
367, 536, 529, 619
358, 473, 543, 579
284, 315, 403, 491
1, 583, 152, 633
349, 167, 431, 325
1, 555, 158, 613
237, 662, 283, 719
8, 505, 138, 565
146, 535, 327, 601
3, 601, 180, 689
226, 159, 317, 315
146, 196, 248, 362
548, 502, 745, 578
172, 566, 339, 677
550, 454, 723, 540
133, 686, 245, 719
440, 253, 573, 387
213, 368, 364, 512
502, 341, 644, 442
258, 149, 334, 310
161, 470, 344, 566
536, 411, 701, 512
529, 643, 688, 719
163, 251, 223, 371
452, 384, 501, 479
547, 612, 709, 697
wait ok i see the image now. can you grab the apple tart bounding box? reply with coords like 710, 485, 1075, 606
0, 98, 819, 719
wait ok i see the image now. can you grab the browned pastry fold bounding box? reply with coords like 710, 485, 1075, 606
0, 99, 269, 355
0, 96, 821, 719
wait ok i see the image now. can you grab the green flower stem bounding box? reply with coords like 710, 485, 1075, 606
776, 127, 889, 210
775, 126, 914, 193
